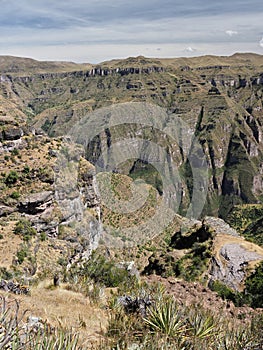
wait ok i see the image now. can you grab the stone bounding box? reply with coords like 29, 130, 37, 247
3, 127, 23, 140
18, 191, 53, 215
0, 204, 15, 217
209, 243, 263, 290
117, 295, 152, 317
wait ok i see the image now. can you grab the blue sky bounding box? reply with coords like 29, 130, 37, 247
0, 0, 263, 63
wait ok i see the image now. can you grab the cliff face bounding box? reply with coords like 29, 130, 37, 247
0, 54, 262, 219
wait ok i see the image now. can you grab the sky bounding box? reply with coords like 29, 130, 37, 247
0, 0, 263, 63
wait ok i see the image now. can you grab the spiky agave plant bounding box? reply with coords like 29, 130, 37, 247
143, 297, 186, 337
187, 307, 219, 340
0, 296, 26, 349
26, 328, 81, 350
217, 326, 260, 350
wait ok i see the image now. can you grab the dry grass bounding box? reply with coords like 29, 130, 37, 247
213, 233, 263, 260
0, 135, 61, 201
0, 221, 22, 269
0, 281, 108, 348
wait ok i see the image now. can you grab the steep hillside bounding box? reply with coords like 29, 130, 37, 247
1, 54, 262, 219
0, 54, 263, 349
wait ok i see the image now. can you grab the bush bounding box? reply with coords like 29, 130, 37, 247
71, 252, 132, 288
209, 280, 244, 306
144, 297, 185, 336
244, 261, 263, 308
10, 191, 20, 199
14, 219, 37, 241
40, 232, 47, 241
0, 267, 12, 280
4, 170, 19, 186
16, 247, 28, 264
11, 148, 19, 156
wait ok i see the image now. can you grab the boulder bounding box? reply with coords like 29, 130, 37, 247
209, 243, 263, 290
3, 127, 23, 140
118, 295, 151, 317
18, 191, 53, 215
0, 204, 15, 217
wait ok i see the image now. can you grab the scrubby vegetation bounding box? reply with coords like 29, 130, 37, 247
227, 204, 263, 246
0, 54, 263, 349
1, 282, 263, 350
14, 219, 37, 242
66, 251, 134, 289
0, 297, 80, 350
102, 283, 263, 349
245, 261, 263, 308
210, 261, 263, 309
4, 170, 19, 186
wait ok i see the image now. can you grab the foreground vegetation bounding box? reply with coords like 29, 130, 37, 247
0, 296, 80, 350
1, 275, 263, 350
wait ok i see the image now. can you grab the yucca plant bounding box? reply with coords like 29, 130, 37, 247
0, 297, 26, 349
26, 328, 81, 350
187, 307, 219, 340
143, 297, 186, 337
217, 326, 259, 350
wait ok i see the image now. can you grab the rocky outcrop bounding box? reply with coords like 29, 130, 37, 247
203, 217, 239, 237
2, 127, 23, 140
209, 243, 263, 291
195, 65, 230, 71
0, 138, 27, 153
118, 295, 151, 317
18, 191, 53, 215
0, 204, 15, 217
0, 279, 30, 295
78, 157, 100, 210
54, 143, 103, 259
17, 191, 58, 236
8, 65, 165, 85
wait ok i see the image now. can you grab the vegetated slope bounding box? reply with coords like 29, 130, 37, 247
0, 54, 263, 340
1, 53, 263, 219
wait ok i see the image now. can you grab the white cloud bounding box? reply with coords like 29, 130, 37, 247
0, 1, 262, 62
185, 46, 196, 52
225, 30, 238, 36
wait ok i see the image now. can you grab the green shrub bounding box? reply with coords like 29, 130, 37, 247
14, 219, 37, 241
10, 191, 20, 199
16, 247, 28, 264
40, 232, 47, 241
11, 148, 19, 156
4, 170, 19, 186
244, 261, 263, 308
144, 297, 185, 337
70, 252, 132, 288
22, 164, 30, 175
209, 280, 244, 306
210, 280, 236, 300
0, 267, 12, 280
